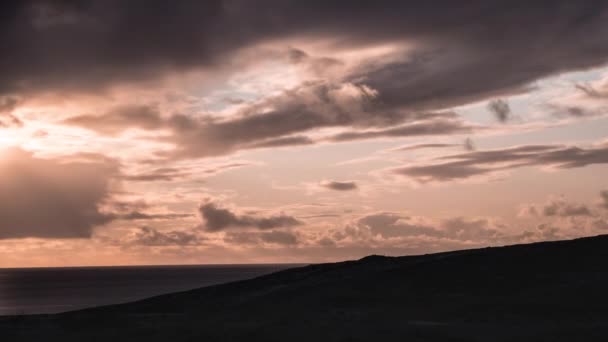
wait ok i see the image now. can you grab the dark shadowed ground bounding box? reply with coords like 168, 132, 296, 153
3, 235, 608, 341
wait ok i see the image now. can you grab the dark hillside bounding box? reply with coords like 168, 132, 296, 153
4, 235, 608, 341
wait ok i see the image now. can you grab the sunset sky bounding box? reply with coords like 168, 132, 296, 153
1, 1, 608, 267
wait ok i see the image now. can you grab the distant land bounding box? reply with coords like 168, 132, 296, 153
4, 235, 608, 341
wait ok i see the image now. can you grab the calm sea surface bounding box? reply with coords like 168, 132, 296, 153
0, 264, 298, 315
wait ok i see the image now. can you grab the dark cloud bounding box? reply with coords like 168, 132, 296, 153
67, 81, 408, 158
65, 84, 476, 159
518, 194, 608, 234
123, 162, 249, 182
260, 230, 298, 245
327, 118, 474, 142
115, 211, 192, 221
299, 214, 342, 219
0, 1, 232, 94
0, 148, 118, 239
63, 105, 164, 135
358, 213, 441, 238
285, 48, 344, 77
575, 83, 608, 99
600, 190, 608, 209
593, 219, 608, 230
357, 213, 500, 240
199, 201, 302, 232
0, 96, 23, 128
534, 223, 560, 240
487, 99, 511, 123
549, 104, 605, 119
320, 180, 358, 191
392, 143, 608, 182
101, 200, 193, 221
339, 1, 608, 114
46, 1, 608, 162
464, 137, 476, 151
224, 230, 298, 246
201, 162, 251, 175
3, 2, 608, 143
162, 81, 395, 158
441, 217, 501, 241
391, 143, 459, 152
124, 167, 189, 182
575, 83, 603, 98
544, 76, 608, 119
247, 135, 315, 149
0, 96, 19, 113
127, 226, 203, 246
541, 199, 592, 217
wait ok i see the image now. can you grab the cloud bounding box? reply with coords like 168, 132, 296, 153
271, 196, 608, 256
100, 200, 193, 221
246, 135, 315, 149
487, 99, 511, 123
63, 105, 164, 135
199, 201, 302, 232
114, 211, 192, 221
199, 162, 252, 175
224, 230, 298, 246
0, 96, 23, 128
441, 217, 502, 241
123, 162, 250, 182
123, 167, 190, 182
547, 76, 608, 119
4, 1, 608, 99
390, 143, 459, 152
541, 199, 592, 217
593, 219, 608, 230
0, 148, 118, 239
0, 96, 19, 113
464, 137, 476, 151
286, 47, 344, 77
391, 142, 608, 182
357, 213, 441, 238
68, 81, 411, 158
161, 81, 392, 158
520, 198, 592, 218
320, 180, 358, 191
65, 83, 476, 159
0, 1, 234, 95
357, 213, 500, 241
600, 190, 608, 209
5, 1, 608, 163
327, 117, 475, 142
125, 226, 204, 246
575, 83, 606, 99
511, 193, 608, 243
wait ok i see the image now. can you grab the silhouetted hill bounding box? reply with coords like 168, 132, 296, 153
4, 235, 608, 341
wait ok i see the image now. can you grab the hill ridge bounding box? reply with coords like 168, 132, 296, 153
4, 234, 608, 341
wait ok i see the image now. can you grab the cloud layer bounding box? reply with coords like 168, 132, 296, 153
199, 201, 302, 232
392, 143, 608, 182
0, 148, 118, 239
4, 1, 608, 99
320, 181, 358, 191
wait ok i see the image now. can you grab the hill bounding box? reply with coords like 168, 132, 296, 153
4, 235, 608, 341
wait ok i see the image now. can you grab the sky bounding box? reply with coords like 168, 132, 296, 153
1, 0, 608, 267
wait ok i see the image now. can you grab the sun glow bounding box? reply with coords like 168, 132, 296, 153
0, 129, 24, 150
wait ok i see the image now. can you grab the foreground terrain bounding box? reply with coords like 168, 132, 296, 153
3, 235, 608, 341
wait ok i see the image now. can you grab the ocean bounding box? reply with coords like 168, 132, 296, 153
0, 264, 298, 316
